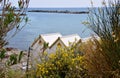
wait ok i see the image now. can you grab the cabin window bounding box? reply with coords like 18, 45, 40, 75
57, 43, 61, 47
39, 40, 42, 45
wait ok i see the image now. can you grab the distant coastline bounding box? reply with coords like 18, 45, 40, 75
28, 10, 89, 14
8, 8, 91, 50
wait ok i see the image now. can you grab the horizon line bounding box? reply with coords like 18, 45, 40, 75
28, 6, 102, 8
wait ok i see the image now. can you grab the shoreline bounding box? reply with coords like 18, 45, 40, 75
28, 10, 89, 14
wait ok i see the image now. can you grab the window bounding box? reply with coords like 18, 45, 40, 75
57, 43, 61, 47
39, 40, 42, 45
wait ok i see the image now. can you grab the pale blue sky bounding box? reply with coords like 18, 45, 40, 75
12, 0, 104, 8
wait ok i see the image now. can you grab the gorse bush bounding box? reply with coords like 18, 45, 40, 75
83, 0, 120, 77
81, 39, 112, 77
36, 46, 88, 78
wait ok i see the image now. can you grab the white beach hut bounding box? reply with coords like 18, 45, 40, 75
31, 33, 62, 51
31, 33, 62, 59
49, 34, 81, 53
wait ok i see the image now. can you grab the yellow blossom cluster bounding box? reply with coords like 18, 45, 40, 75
36, 46, 87, 78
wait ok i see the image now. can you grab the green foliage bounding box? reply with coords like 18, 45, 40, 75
0, 0, 29, 77
0, 49, 25, 78
0, 0, 29, 48
0, 68, 26, 78
4, 12, 14, 26
7, 51, 24, 66
25, 17, 29, 23
7, 54, 18, 65
18, 51, 23, 63
0, 49, 6, 61
36, 46, 88, 78
42, 42, 49, 53
6, 69, 25, 78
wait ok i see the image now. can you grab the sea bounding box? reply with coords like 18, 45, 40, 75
6, 8, 94, 50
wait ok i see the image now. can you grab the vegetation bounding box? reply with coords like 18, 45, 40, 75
7, 51, 24, 66
36, 46, 87, 78
0, 49, 6, 61
1, 0, 120, 78
83, 0, 120, 77
0, 0, 29, 48
0, 0, 29, 78
33, 0, 119, 77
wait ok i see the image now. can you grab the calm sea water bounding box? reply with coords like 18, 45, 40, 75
7, 8, 94, 50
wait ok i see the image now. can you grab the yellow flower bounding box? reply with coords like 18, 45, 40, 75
72, 59, 75, 64
37, 64, 41, 67
45, 70, 48, 73
56, 61, 61, 66
63, 53, 68, 57
43, 51, 48, 55
49, 67, 52, 70
49, 53, 55, 59
114, 37, 119, 42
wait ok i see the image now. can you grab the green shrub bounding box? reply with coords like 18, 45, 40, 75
0, 49, 6, 61
36, 46, 88, 78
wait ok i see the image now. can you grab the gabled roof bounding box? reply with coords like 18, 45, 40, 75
82, 36, 100, 42
31, 33, 81, 49
82, 37, 92, 42
49, 34, 81, 48
60, 34, 81, 47
40, 33, 62, 46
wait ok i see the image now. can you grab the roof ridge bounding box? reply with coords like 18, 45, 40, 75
60, 34, 80, 38
40, 32, 62, 36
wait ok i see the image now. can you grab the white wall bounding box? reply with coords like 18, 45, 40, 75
49, 40, 65, 54
31, 38, 45, 60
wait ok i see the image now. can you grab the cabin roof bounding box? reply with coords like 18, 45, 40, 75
32, 33, 81, 49
49, 34, 81, 48
40, 33, 62, 46
60, 34, 81, 47
82, 37, 92, 42
82, 36, 100, 42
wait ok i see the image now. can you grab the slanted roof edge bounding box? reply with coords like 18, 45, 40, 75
49, 37, 67, 49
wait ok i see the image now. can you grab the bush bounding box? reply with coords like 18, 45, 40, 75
83, 0, 120, 77
36, 46, 88, 78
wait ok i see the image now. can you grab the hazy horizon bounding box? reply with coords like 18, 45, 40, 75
11, 0, 104, 8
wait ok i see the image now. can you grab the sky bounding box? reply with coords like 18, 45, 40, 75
12, 0, 104, 8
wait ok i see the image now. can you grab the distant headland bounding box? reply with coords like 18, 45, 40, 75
28, 10, 89, 14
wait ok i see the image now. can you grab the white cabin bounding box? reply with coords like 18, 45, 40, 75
49, 34, 81, 53
31, 33, 62, 59
31, 33, 81, 60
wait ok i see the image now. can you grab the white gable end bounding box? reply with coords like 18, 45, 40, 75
41, 33, 62, 46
